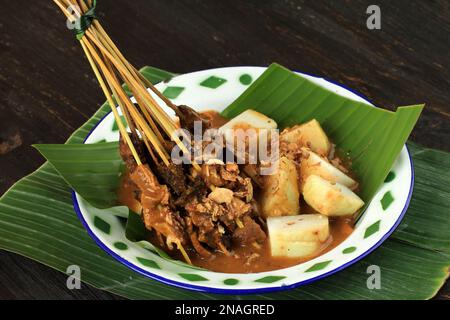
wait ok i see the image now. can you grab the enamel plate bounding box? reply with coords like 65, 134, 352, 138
73, 67, 413, 294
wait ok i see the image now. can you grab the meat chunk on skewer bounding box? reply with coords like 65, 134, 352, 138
119, 133, 146, 173
130, 164, 187, 249
155, 162, 187, 195
232, 216, 266, 247
119, 131, 267, 259
176, 105, 211, 133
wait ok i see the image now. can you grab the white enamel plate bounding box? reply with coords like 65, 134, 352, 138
73, 67, 413, 294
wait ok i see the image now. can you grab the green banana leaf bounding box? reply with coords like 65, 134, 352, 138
34, 142, 124, 209
0, 66, 448, 299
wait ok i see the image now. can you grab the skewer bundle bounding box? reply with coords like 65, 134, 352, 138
53, 0, 201, 263
53, 0, 200, 172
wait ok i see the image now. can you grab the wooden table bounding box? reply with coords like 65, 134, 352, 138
0, 0, 448, 299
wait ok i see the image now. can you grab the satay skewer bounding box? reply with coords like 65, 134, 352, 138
53, 0, 196, 263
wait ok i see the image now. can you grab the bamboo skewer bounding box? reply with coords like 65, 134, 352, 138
85, 26, 200, 171
79, 39, 142, 165
54, 0, 200, 171
82, 37, 172, 164
79, 30, 193, 156
53, 0, 201, 262
92, 20, 179, 112
54, 0, 141, 165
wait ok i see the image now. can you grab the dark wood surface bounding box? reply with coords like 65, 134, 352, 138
0, 0, 448, 300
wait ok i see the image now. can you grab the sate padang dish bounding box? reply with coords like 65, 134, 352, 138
118, 106, 365, 273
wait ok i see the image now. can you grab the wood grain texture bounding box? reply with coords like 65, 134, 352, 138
0, 0, 448, 299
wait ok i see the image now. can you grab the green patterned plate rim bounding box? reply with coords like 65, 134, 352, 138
73, 67, 413, 294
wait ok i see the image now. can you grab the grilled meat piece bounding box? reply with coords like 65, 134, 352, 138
232, 216, 266, 247
155, 162, 187, 195
176, 105, 211, 133
227, 197, 252, 220
173, 174, 209, 207
119, 133, 146, 173
120, 132, 188, 196
186, 217, 212, 258
130, 164, 187, 248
